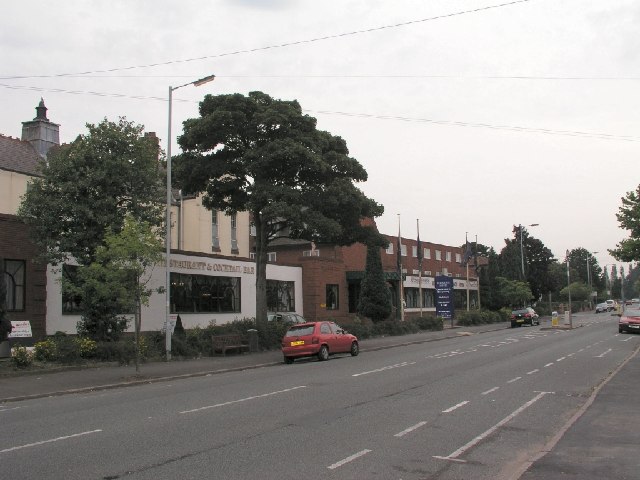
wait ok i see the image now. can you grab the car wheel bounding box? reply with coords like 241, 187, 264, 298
284, 356, 294, 364
317, 345, 329, 361
511, 322, 517, 328
350, 341, 359, 357
619, 328, 624, 334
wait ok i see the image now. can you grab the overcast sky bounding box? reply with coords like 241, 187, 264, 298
2, 0, 639, 273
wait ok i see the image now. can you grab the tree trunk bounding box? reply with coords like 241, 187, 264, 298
254, 212, 269, 331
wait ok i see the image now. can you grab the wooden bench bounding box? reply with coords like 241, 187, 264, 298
211, 334, 250, 356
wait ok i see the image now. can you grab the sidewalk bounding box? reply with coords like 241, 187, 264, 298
0, 323, 506, 403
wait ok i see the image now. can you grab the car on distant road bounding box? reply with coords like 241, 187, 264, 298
281, 321, 359, 364
605, 299, 617, 311
595, 302, 609, 314
510, 307, 540, 328
618, 308, 640, 334
268, 312, 306, 324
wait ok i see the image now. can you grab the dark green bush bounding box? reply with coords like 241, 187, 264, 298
95, 340, 136, 364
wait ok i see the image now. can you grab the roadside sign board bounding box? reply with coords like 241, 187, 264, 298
435, 275, 454, 320
8, 321, 32, 338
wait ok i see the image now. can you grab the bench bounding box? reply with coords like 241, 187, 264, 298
211, 334, 250, 356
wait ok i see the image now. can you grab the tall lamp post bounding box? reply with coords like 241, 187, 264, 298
166, 74, 216, 361
518, 223, 539, 278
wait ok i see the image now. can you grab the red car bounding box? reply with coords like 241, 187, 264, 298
281, 321, 359, 364
618, 308, 640, 334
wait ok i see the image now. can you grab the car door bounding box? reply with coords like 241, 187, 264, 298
329, 322, 351, 353
319, 322, 336, 351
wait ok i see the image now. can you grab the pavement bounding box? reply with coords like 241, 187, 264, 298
1, 320, 639, 479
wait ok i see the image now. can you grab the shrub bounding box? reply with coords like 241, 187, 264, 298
75, 337, 98, 358
95, 340, 136, 364
34, 339, 57, 361
11, 344, 33, 368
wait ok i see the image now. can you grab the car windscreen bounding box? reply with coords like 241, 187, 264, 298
285, 325, 315, 337
512, 309, 528, 315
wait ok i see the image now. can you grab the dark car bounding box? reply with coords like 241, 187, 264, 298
281, 321, 359, 364
510, 307, 540, 328
618, 308, 640, 334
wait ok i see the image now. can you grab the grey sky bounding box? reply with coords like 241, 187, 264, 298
2, 0, 638, 271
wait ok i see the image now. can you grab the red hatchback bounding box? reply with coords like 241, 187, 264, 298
619, 308, 640, 334
281, 321, 359, 364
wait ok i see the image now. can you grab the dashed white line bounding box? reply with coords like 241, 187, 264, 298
352, 361, 416, 377
507, 376, 522, 384
179, 385, 307, 414
556, 357, 566, 362
0, 430, 102, 454
434, 392, 552, 462
442, 401, 469, 413
595, 348, 612, 358
526, 369, 539, 375
327, 449, 372, 469
544, 363, 554, 368
482, 387, 500, 395
621, 337, 633, 342
394, 421, 428, 437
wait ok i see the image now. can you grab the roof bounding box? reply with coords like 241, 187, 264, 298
0, 134, 43, 176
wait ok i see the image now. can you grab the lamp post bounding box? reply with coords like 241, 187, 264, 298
166, 74, 216, 361
518, 223, 539, 278
566, 249, 572, 329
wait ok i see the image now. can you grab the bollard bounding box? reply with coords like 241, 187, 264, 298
247, 329, 259, 353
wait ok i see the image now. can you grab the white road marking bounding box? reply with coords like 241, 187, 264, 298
327, 449, 372, 469
507, 376, 522, 384
179, 386, 307, 414
0, 430, 102, 454
394, 421, 428, 437
621, 337, 633, 342
544, 363, 554, 367
352, 362, 415, 377
0, 406, 21, 412
595, 349, 612, 358
556, 357, 566, 362
442, 401, 469, 413
434, 392, 552, 462
526, 369, 539, 375
481, 387, 500, 395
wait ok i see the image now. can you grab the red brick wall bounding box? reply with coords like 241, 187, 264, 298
0, 214, 47, 340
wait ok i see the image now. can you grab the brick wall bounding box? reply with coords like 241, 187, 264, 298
0, 214, 47, 340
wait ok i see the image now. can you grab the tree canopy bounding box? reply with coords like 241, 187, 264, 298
174, 91, 384, 323
18, 118, 164, 266
610, 184, 640, 262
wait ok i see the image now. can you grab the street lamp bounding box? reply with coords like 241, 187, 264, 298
517, 223, 539, 278
166, 74, 215, 361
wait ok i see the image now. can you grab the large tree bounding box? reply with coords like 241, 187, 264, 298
18, 118, 164, 267
610, 185, 640, 262
174, 91, 384, 324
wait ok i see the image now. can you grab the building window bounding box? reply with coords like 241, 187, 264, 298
326, 284, 339, 310
4, 260, 25, 312
170, 273, 240, 313
267, 280, 295, 311
446, 251, 452, 262
303, 250, 320, 257
412, 246, 417, 258
456, 253, 462, 263
425, 270, 432, 276
386, 243, 394, 255
62, 264, 82, 314
401, 244, 407, 257
424, 248, 431, 260
435, 250, 441, 261
442, 267, 448, 275
230, 213, 238, 252
211, 210, 220, 250
268, 252, 277, 262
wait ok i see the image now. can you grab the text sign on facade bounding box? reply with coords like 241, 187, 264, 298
8, 321, 32, 338
435, 275, 454, 320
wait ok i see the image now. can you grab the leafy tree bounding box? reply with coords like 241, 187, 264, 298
495, 277, 533, 307
567, 248, 603, 290
76, 216, 163, 371
357, 241, 392, 322
560, 282, 591, 302
174, 91, 384, 325
610, 265, 622, 299
610, 185, 640, 262
18, 118, 164, 267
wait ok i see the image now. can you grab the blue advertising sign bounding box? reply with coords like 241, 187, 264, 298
435, 275, 454, 320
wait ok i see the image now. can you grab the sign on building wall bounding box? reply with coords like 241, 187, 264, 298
8, 321, 32, 338
435, 276, 454, 320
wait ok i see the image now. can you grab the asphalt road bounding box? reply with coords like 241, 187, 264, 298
0, 313, 636, 480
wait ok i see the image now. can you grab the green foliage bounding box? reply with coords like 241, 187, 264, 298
34, 339, 57, 361
18, 118, 164, 267
495, 277, 533, 307
357, 243, 392, 322
610, 185, 640, 262
560, 282, 592, 302
455, 310, 503, 326
173, 91, 384, 324
11, 344, 33, 368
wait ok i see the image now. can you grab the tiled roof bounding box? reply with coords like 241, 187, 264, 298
0, 134, 43, 176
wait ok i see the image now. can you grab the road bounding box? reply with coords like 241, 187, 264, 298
1, 313, 636, 479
